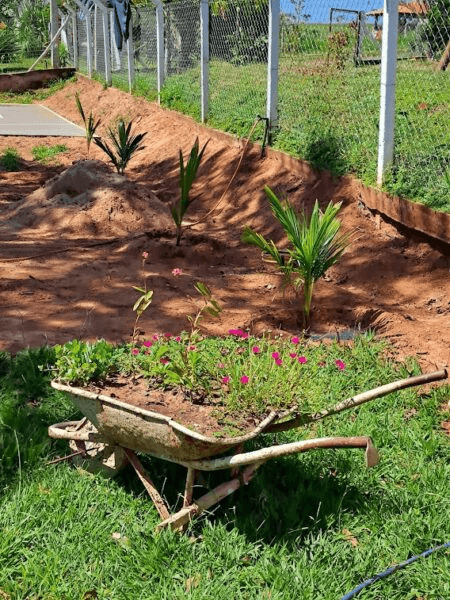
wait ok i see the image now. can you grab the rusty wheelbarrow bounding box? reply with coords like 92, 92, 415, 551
49, 369, 447, 531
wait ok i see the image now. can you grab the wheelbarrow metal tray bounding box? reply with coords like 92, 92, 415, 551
50, 381, 273, 462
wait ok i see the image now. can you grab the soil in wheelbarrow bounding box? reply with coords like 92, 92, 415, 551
86, 373, 264, 438
1, 76, 449, 383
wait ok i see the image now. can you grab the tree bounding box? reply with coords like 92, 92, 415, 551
421, 0, 450, 58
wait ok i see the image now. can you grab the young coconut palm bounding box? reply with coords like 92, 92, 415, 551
94, 119, 146, 175
242, 186, 351, 329
75, 92, 101, 156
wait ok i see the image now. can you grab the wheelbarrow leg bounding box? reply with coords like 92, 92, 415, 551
183, 467, 197, 508
124, 448, 170, 521
156, 461, 263, 532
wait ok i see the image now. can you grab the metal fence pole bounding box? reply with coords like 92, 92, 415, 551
127, 12, 135, 92
154, 0, 165, 102
200, 0, 209, 122
86, 10, 93, 77
72, 10, 79, 69
102, 7, 112, 85
50, 0, 60, 68
377, 0, 399, 185
267, 0, 280, 137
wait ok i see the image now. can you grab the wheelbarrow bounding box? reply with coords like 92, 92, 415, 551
49, 369, 447, 531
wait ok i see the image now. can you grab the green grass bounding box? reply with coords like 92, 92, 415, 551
0, 147, 21, 171
155, 56, 450, 214
31, 143, 68, 164
0, 340, 449, 598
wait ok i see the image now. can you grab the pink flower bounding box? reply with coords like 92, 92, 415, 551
271, 352, 279, 360
240, 375, 249, 384
131, 348, 139, 355
252, 346, 260, 354
152, 334, 159, 341
298, 356, 307, 364
164, 333, 172, 338
142, 341, 152, 348
275, 359, 283, 366
289, 353, 297, 358
160, 358, 169, 365
229, 328, 245, 337
241, 332, 249, 339
171, 268, 183, 276
217, 363, 225, 369
175, 336, 181, 342
142, 251, 148, 259
222, 376, 230, 384
291, 336, 300, 345
335, 359, 346, 370
189, 345, 196, 351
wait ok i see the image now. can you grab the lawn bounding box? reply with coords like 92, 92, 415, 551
1, 339, 449, 599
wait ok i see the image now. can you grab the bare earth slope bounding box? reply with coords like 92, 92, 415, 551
0, 77, 449, 373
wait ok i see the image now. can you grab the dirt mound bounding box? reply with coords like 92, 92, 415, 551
0, 160, 172, 238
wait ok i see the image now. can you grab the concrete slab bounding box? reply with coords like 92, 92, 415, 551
0, 104, 85, 137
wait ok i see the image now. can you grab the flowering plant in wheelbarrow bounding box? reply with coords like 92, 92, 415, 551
49, 277, 448, 530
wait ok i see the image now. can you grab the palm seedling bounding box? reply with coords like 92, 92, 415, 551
94, 119, 146, 175
75, 92, 101, 156
242, 186, 351, 330
172, 137, 208, 246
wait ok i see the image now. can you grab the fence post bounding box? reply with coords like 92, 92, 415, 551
377, 0, 398, 185
102, 7, 112, 85
72, 11, 79, 69
86, 10, 93, 77
154, 0, 165, 103
127, 11, 136, 92
50, 0, 60, 68
267, 0, 280, 138
200, 0, 209, 122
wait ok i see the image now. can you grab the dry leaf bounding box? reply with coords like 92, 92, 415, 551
112, 532, 121, 539
0, 590, 11, 600
185, 574, 201, 592
342, 528, 358, 547
83, 591, 98, 600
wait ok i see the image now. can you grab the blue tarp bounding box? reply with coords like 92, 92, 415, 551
107, 0, 132, 51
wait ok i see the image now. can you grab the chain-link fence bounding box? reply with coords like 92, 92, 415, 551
0, 0, 54, 72
2, 0, 449, 213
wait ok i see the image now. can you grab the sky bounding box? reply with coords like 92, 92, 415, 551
281, 0, 384, 23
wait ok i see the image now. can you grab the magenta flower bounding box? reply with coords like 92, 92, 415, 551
142, 341, 152, 348
131, 348, 139, 355
335, 359, 346, 370
229, 328, 245, 337
171, 268, 183, 276
164, 333, 172, 338
275, 359, 283, 366
240, 375, 249, 384
289, 353, 297, 359
252, 346, 260, 354
217, 362, 225, 369
291, 336, 300, 345
189, 345, 196, 351
241, 332, 249, 339
152, 334, 159, 341
271, 352, 280, 360
222, 376, 230, 384
298, 356, 307, 364
142, 251, 148, 259
160, 358, 169, 365
175, 336, 181, 342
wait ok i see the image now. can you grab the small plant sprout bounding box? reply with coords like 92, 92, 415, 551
94, 119, 146, 175
187, 281, 222, 336
75, 92, 101, 156
172, 137, 209, 246
132, 287, 153, 344
242, 186, 351, 330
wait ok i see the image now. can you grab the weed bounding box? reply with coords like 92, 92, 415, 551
0, 147, 21, 171
94, 118, 146, 174
31, 144, 67, 164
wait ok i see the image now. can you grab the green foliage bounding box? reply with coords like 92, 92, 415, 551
58, 42, 70, 68
420, 0, 450, 57
172, 137, 208, 245
242, 186, 351, 328
16, 0, 49, 58
0, 23, 18, 63
31, 144, 67, 164
131, 286, 154, 343
53, 339, 117, 386
327, 30, 353, 70
75, 92, 101, 156
0, 146, 21, 171
94, 119, 146, 174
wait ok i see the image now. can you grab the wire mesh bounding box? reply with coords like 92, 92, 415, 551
131, 5, 158, 96
162, 0, 202, 119
208, 0, 268, 140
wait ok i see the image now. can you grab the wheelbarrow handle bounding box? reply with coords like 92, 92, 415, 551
264, 369, 448, 434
